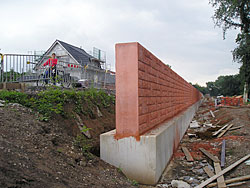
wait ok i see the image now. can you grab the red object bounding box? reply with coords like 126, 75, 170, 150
43, 58, 58, 67
74, 65, 76, 68
115, 42, 202, 139
68, 64, 70, 67
77, 65, 79, 68
71, 64, 73, 67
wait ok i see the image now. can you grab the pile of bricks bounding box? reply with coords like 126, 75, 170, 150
220, 96, 243, 106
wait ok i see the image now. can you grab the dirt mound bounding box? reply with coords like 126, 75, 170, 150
0, 89, 135, 188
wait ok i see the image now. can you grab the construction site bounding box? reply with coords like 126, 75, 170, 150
0, 40, 115, 91
0, 42, 249, 188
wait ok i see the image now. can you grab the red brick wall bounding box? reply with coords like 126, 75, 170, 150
115, 42, 202, 139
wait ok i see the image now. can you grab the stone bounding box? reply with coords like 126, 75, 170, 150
96, 106, 103, 117
190, 121, 200, 128
0, 100, 5, 103
0, 103, 4, 107
157, 184, 169, 188
80, 161, 87, 166
171, 180, 191, 188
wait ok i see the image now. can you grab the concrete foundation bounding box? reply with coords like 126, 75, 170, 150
100, 99, 202, 185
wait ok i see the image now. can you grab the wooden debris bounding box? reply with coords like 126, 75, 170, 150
181, 147, 194, 161
221, 140, 226, 167
227, 181, 246, 187
210, 110, 215, 118
217, 124, 233, 138
195, 154, 250, 188
229, 125, 244, 131
203, 166, 215, 178
214, 120, 221, 125
214, 160, 226, 188
213, 124, 229, 136
207, 175, 250, 187
199, 148, 220, 163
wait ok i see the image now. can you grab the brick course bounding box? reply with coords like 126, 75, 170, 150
115, 42, 202, 139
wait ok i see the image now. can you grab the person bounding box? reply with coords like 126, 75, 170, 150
43, 53, 58, 85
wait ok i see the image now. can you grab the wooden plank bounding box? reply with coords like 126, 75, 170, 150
215, 120, 221, 125
227, 181, 246, 187
195, 154, 250, 188
214, 161, 226, 188
213, 124, 229, 136
207, 175, 250, 187
221, 140, 226, 167
199, 148, 220, 163
203, 166, 215, 178
217, 124, 234, 138
210, 110, 215, 118
229, 125, 244, 131
181, 147, 194, 161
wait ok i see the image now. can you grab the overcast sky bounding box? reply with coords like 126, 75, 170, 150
0, 0, 241, 86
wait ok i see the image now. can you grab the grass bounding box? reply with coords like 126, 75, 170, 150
0, 87, 115, 121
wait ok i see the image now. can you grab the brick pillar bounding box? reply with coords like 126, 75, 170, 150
115, 42, 140, 138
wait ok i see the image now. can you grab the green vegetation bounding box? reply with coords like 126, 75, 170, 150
130, 179, 139, 186
192, 73, 250, 97
56, 148, 63, 153
73, 126, 93, 159
0, 87, 115, 121
209, 0, 250, 101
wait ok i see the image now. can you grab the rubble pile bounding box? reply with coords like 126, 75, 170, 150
153, 97, 250, 188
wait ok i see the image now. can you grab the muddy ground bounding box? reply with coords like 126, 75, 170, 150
0, 102, 135, 188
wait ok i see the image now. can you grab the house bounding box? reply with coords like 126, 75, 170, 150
36, 40, 115, 87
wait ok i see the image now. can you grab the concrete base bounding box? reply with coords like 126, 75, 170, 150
100, 100, 202, 185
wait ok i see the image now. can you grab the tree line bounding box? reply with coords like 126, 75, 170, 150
191, 72, 248, 96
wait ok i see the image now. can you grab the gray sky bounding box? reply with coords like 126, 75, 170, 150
0, 0, 240, 86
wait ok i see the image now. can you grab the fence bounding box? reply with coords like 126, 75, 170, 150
0, 53, 115, 89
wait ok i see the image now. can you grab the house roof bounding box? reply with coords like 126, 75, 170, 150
57, 40, 98, 66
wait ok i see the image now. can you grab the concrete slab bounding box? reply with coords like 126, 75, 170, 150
100, 99, 202, 185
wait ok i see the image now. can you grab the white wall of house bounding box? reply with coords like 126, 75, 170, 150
37, 43, 82, 80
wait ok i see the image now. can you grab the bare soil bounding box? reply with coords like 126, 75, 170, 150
0, 102, 134, 188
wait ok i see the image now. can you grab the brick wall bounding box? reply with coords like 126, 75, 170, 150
115, 42, 202, 139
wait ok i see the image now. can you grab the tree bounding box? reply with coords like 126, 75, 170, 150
209, 0, 250, 102
192, 83, 208, 94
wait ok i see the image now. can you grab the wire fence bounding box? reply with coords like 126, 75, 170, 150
0, 53, 115, 90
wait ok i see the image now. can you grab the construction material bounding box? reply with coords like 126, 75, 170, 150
210, 110, 215, 118
182, 147, 194, 161
207, 175, 250, 187
217, 124, 233, 138
245, 159, 250, 165
213, 124, 229, 136
190, 121, 200, 128
199, 148, 220, 163
214, 120, 221, 125
229, 125, 244, 131
221, 140, 226, 167
195, 154, 250, 188
227, 181, 246, 187
214, 161, 226, 188
203, 166, 215, 178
